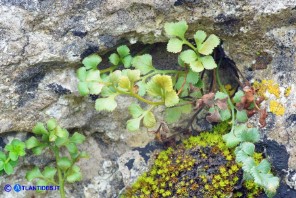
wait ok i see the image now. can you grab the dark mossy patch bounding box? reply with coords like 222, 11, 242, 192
121, 122, 264, 198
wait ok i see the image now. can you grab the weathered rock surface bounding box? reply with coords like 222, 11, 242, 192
0, 0, 296, 197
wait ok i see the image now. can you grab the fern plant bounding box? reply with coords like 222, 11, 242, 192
25, 119, 88, 198
76, 21, 280, 197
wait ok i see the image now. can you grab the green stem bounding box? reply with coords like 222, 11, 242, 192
5, 157, 10, 164
52, 146, 66, 198
100, 65, 118, 74
113, 87, 163, 106
215, 64, 236, 133
141, 70, 182, 83
183, 40, 198, 52
129, 91, 164, 105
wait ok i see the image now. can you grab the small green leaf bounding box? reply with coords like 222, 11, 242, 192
178, 55, 185, 67
55, 127, 69, 139
77, 67, 87, 81
55, 137, 68, 147
9, 152, 18, 161
36, 179, 48, 192
126, 118, 141, 131
127, 69, 140, 82
82, 54, 102, 70
237, 110, 248, 122
167, 38, 183, 53
223, 132, 241, 148
235, 148, 249, 163
242, 157, 256, 172
128, 103, 144, 118
57, 157, 72, 170
70, 132, 86, 144
26, 167, 43, 181
147, 75, 173, 97
32, 123, 48, 135
243, 172, 253, 181
219, 109, 231, 121
49, 131, 57, 142
241, 142, 255, 156
179, 50, 197, 64
215, 91, 228, 100
79, 151, 89, 159
194, 30, 207, 47
78, 82, 89, 96
198, 34, 220, 55
239, 128, 260, 143
4, 162, 13, 175
5, 139, 26, 159
47, 119, 57, 131
200, 55, 217, 70
66, 143, 78, 154
109, 53, 120, 65
250, 167, 264, 186
257, 159, 271, 174
109, 70, 122, 85
131, 54, 155, 75
117, 45, 130, 57
165, 107, 182, 124
95, 95, 117, 112
164, 21, 188, 39
165, 91, 179, 107
186, 70, 199, 84
67, 171, 82, 183
88, 82, 104, 95
136, 81, 146, 96
0, 160, 4, 170
25, 137, 40, 149
264, 176, 279, 196
190, 60, 204, 72
100, 87, 115, 97
175, 76, 185, 90
233, 90, 244, 103
122, 55, 132, 68
165, 104, 192, 124
42, 166, 57, 180
118, 76, 131, 89
0, 152, 6, 161
86, 70, 101, 82
32, 143, 48, 155
143, 111, 156, 128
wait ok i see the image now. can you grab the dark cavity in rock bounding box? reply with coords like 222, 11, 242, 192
47, 83, 71, 95
15, 65, 46, 107
125, 159, 135, 170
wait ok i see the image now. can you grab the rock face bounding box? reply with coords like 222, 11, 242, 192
0, 0, 296, 197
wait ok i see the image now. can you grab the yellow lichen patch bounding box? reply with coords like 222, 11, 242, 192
253, 79, 280, 98
285, 86, 292, 97
270, 100, 285, 116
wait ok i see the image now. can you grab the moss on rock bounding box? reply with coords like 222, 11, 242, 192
121, 122, 263, 197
